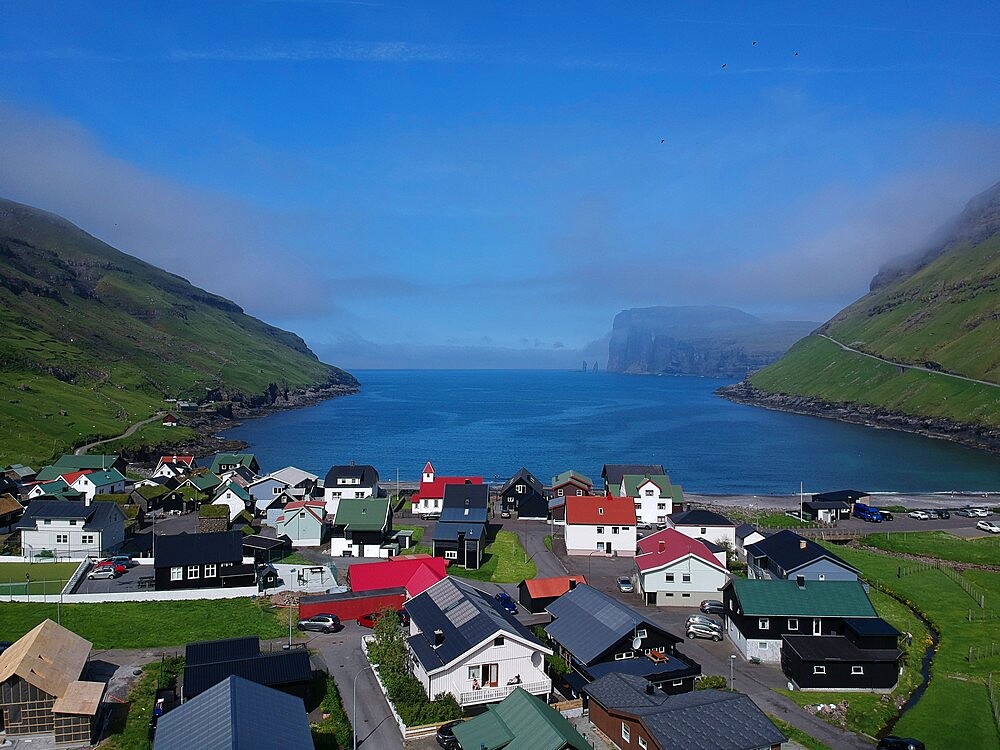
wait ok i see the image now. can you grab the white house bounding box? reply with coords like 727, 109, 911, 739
402, 577, 551, 708
619, 474, 682, 527
634, 529, 730, 606
274, 500, 326, 547
409, 462, 483, 517
666, 509, 737, 554
71, 468, 127, 503
211, 482, 253, 522
15, 499, 126, 559
564, 495, 637, 557
322, 463, 379, 515
735, 524, 767, 561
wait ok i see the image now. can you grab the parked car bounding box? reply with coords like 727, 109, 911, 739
500, 509, 511, 518
617, 576, 634, 593
297, 614, 341, 633
88, 567, 118, 580
876, 736, 925, 750
970, 507, 991, 517
655, 522, 668, 530
700, 599, 725, 615
955, 508, 976, 517
930, 509, 950, 519
357, 610, 411, 628
686, 614, 723, 632
638, 522, 653, 530
436, 719, 464, 749
100, 555, 133, 568
877, 510, 894, 521
95, 562, 127, 575
907, 510, 931, 520
976, 520, 1000, 534
686, 622, 723, 641
495, 591, 518, 614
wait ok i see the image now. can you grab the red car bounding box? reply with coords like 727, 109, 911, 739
358, 610, 410, 628
95, 562, 127, 575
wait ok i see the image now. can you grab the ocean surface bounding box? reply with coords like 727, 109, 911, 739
222, 369, 1000, 494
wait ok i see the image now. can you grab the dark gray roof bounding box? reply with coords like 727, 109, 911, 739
804, 498, 851, 510
15, 499, 124, 533
324, 463, 379, 487
812, 489, 868, 503
745, 530, 858, 575
182, 649, 312, 699
585, 674, 786, 750
500, 467, 544, 495
154, 675, 313, 750
696, 538, 725, 553
154, 531, 245, 568
782, 635, 901, 663
735, 523, 758, 540
404, 578, 541, 672
545, 585, 677, 665
602, 464, 665, 488
186, 637, 260, 667
669, 509, 734, 527
442, 482, 489, 510
843, 618, 901, 638
438, 505, 488, 524
431, 522, 485, 542
587, 654, 695, 680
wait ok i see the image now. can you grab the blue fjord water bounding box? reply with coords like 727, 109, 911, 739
222, 369, 1000, 494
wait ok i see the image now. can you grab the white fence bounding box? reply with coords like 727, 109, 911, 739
4, 585, 260, 604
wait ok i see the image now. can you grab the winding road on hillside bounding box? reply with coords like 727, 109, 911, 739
73, 411, 166, 455
819, 333, 1000, 389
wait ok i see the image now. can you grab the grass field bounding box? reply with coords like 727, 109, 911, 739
861, 531, 1000, 566
452, 530, 537, 584
766, 715, 832, 750
0, 599, 287, 649
726, 509, 812, 528
815, 543, 1000, 749
397, 524, 432, 556
0, 562, 80, 595
102, 656, 183, 750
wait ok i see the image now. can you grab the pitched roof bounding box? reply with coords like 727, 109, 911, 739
735, 523, 760, 541
82, 468, 127, 486
500, 468, 544, 495
669, 508, 734, 527
442, 482, 489, 510
277, 499, 326, 525
157, 455, 195, 468
154, 675, 313, 750
154, 531, 245, 567
0, 494, 24, 516
520, 576, 587, 600
182, 648, 312, 699
431, 522, 485, 542
349, 557, 448, 597
550, 469, 592, 488
15, 500, 125, 533
565, 495, 636, 526
545, 585, 673, 665
213, 481, 252, 503
323, 463, 379, 487
404, 578, 545, 673
602, 464, 665, 488
51, 679, 105, 716
452, 687, 590, 750
183, 473, 222, 492
635, 529, 727, 573
812, 489, 869, 503
782, 634, 900, 663
0, 619, 91, 698
439, 505, 488, 524
61, 470, 93, 486
727, 579, 877, 618
621, 473, 674, 497
52, 454, 120, 470
745, 530, 858, 576
411, 474, 483, 503
267, 466, 318, 486
186, 636, 261, 666
584, 674, 786, 750
209, 453, 258, 474
333, 496, 390, 531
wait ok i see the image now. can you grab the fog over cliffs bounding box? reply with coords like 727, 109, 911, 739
606, 306, 817, 378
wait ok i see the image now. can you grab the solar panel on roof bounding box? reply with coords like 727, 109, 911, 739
448, 600, 479, 627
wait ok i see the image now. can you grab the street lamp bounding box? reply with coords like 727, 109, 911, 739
353, 664, 376, 750
587, 549, 604, 580
286, 568, 297, 649
730, 654, 736, 691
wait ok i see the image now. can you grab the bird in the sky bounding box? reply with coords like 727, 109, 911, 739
794, 51, 799, 56
660, 139, 665, 143
752, 40, 758, 46
721, 63, 727, 69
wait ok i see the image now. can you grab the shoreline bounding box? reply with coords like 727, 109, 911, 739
685, 491, 998, 511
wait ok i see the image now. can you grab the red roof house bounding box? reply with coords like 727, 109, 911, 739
564, 495, 638, 557
348, 556, 448, 598
409, 461, 483, 515
636, 528, 726, 572
633, 528, 730, 606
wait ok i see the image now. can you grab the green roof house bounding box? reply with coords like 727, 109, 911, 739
211, 482, 253, 522
330, 496, 392, 557
453, 688, 589, 750
620, 473, 684, 526
549, 470, 592, 497
209, 453, 260, 476
178, 473, 222, 495
52, 454, 127, 474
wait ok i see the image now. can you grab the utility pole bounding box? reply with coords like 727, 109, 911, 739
799, 481, 804, 520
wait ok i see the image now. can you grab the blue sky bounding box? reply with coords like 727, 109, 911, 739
1, 1, 998, 368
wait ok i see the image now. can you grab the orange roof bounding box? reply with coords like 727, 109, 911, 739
522, 575, 587, 599
565, 495, 637, 525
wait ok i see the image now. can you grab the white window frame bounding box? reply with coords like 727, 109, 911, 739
596, 526, 604, 534
759, 618, 769, 630
55, 533, 68, 544
813, 666, 827, 675
204, 563, 217, 578
788, 618, 799, 631
170, 567, 183, 581
851, 665, 864, 675
636, 629, 647, 638
621, 722, 630, 742
638, 737, 648, 750
444, 550, 458, 560
682, 573, 691, 583
81, 534, 94, 545
612, 526, 619, 534
665, 573, 674, 582
187, 565, 200, 579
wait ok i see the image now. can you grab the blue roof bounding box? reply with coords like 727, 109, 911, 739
439, 505, 488, 524
153, 675, 313, 750
431, 522, 485, 542
587, 654, 694, 680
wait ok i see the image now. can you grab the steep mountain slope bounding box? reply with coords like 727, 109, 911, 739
0, 198, 358, 465
606, 306, 817, 377
722, 181, 1000, 449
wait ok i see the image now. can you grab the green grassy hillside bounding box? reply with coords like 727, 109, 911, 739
747, 181, 1000, 430
0, 198, 357, 466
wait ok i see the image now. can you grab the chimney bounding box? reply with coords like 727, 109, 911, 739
796, 575, 805, 588
569, 579, 577, 590
658, 540, 665, 553
433, 629, 445, 647
645, 682, 655, 695
799, 539, 807, 550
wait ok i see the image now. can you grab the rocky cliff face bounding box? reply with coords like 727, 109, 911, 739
606, 306, 817, 378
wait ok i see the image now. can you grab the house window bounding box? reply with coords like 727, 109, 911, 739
682, 573, 691, 583
69, 520, 78, 526
634, 503, 641, 510
672, 679, 683, 687
788, 618, 799, 631
637, 629, 647, 638
55, 534, 68, 543
576, 489, 583, 495
682, 593, 690, 598
273, 487, 282, 494
494, 636, 505, 647
638, 737, 648, 750
598, 507, 604, 515
700, 527, 707, 534
759, 618, 769, 630
444, 550, 458, 560
759, 642, 767, 649
516, 484, 525, 494
644, 489, 654, 496
43, 519, 51, 525
819, 573, 826, 581
813, 666, 827, 675
621, 723, 630, 742
170, 567, 183, 581
596, 526, 604, 534
557, 489, 564, 496
612, 526, 619, 534
468, 666, 478, 680
851, 666, 864, 675
665, 573, 674, 582
204, 564, 217, 578
657, 503, 666, 510
614, 651, 634, 660
81, 534, 94, 545
187, 565, 200, 579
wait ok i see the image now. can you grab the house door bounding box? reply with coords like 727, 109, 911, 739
485, 663, 499, 687
813, 618, 822, 636
604, 542, 611, 553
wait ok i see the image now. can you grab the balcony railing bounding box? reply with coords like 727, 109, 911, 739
456, 678, 551, 707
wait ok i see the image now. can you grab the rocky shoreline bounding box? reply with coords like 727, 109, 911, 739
717, 380, 1000, 457
121, 381, 360, 463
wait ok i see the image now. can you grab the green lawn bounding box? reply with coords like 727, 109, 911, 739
102, 656, 183, 750
0, 599, 287, 648
861, 531, 1000, 566
890, 676, 999, 750
0, 562, 80, 595
451, 530, 537, 584
766, 715, 833, 750
727, 509, 812, 528
397, 524, 432, 556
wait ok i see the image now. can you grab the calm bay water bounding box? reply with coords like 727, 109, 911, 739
222, 370, 1000, 494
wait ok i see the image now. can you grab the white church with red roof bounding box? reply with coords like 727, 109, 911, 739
409, 462, 483, 517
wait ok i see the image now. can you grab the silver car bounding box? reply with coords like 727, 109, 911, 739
686, 622, 723, 642
88, 567, 118, 580
686, 614, 723, 632
617, 576, 634, 593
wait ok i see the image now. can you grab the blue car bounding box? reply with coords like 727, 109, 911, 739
495, 591, 518, 614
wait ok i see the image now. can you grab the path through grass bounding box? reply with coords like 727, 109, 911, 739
452, 530, 537, 584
